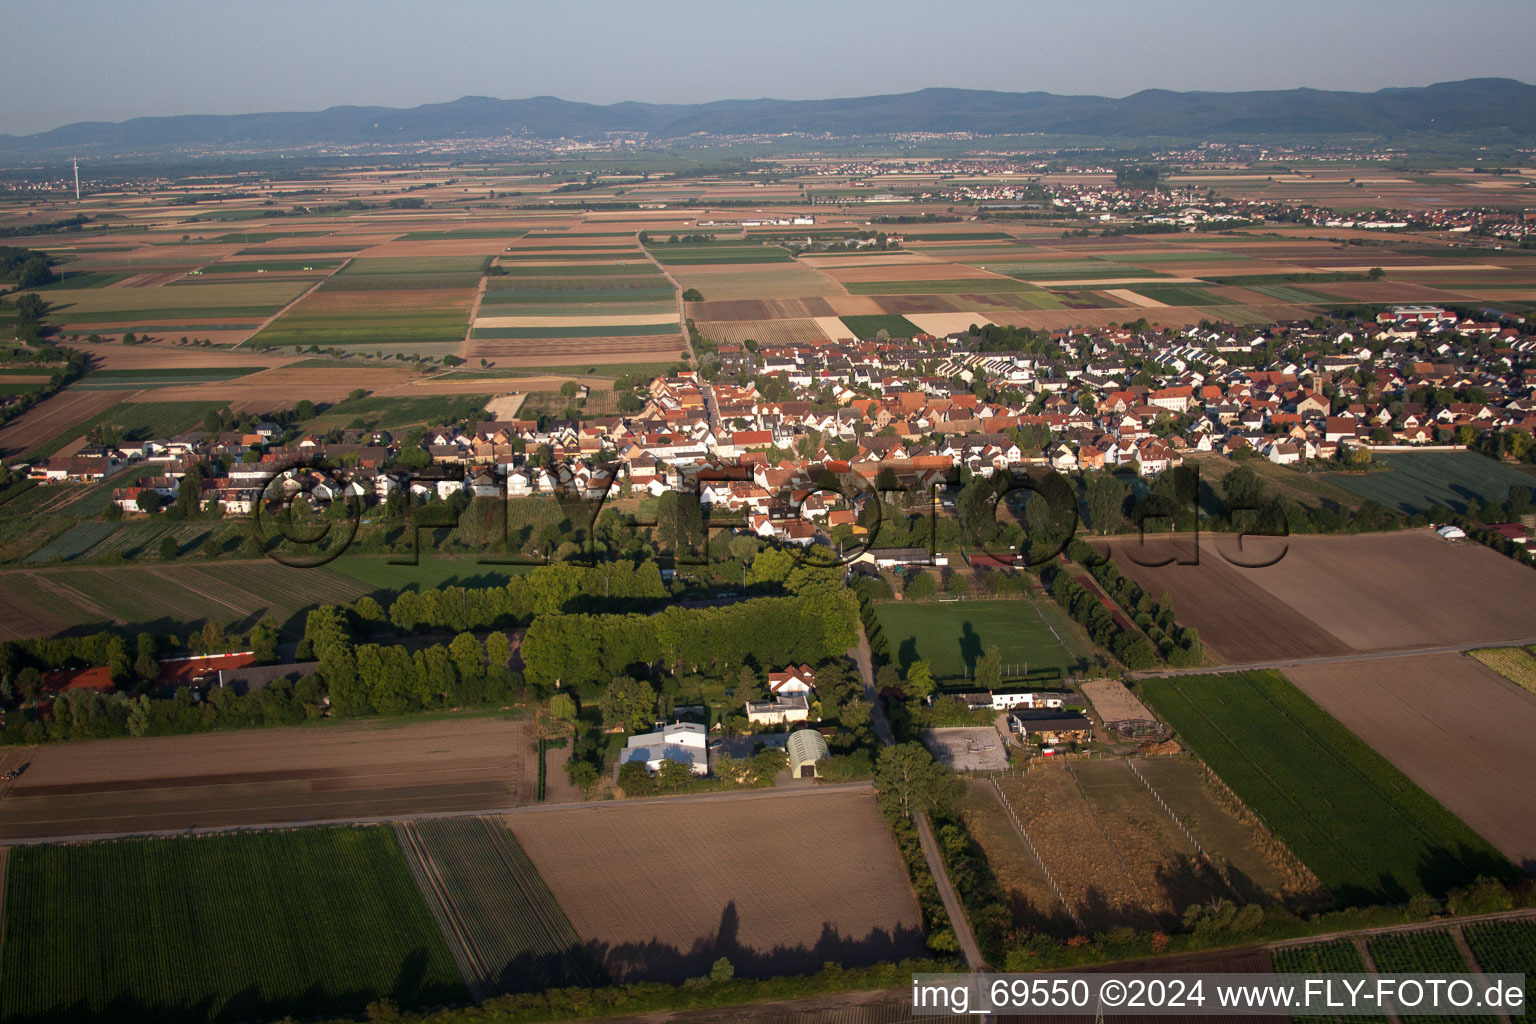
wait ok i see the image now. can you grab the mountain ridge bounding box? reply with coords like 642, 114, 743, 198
3, 78, 1533, 156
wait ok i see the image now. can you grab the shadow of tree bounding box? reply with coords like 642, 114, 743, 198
586, 900, 928, 985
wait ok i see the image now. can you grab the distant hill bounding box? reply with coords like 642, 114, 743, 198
4, 79, 1535, 157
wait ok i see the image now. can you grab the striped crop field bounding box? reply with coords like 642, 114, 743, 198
395, 817, 604, 999
0, 826, 465, 1024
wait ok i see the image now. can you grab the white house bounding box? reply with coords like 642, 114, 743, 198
622, 722, 709, 775
745, 694, 811, 727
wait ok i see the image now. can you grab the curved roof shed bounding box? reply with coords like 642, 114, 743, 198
787, 729, 831, 778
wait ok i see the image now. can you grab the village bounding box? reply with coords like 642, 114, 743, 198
15, 304, 1535, 562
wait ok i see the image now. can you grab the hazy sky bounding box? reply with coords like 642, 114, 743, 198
5, 0, 1534, 136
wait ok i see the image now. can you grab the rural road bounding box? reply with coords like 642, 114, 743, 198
1129, 636, 1536, 680
851, 620, 988, 973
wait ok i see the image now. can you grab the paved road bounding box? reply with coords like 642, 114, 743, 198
1129, 636, 1536, 680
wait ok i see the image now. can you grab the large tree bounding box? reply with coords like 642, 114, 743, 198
874, 742, 956, 820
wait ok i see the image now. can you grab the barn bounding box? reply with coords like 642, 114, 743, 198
786, 729, 830, 779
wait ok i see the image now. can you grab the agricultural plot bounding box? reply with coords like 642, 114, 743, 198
19, 521, 120, 563
1464, 920, 1536, 1022
0, 826, 464, 1024
252, 255, 484, 351
508, 789, 925, 983
668, 265, 845, 301
1284, 653, 1536, 873
19, 280, 309, 331
73, 366, 266, 390
995, 766, 1166, 932
0, 558, 372, 639
1468, 645, 1536, 696
1138, 671, 1515, 904
0, 718, 535, 841
396, 817, 603, 999
467, 265, 681, 365
23, 400, 227, 460
1271, 940, 1386, 1024
1368, 929, 1481, 1024
1106, 532, 1536, 662
1322, 451, 1536, 514
873, 598, 1082, 683
652, 244, 794, 264
839, 314, 921, 338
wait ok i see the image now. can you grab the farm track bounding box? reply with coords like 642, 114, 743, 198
1130, 635, 1536, 678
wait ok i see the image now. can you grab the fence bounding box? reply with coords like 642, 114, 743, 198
991, 777, 1083, 931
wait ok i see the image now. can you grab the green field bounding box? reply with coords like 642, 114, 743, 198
1125, 284, 1222, 305
651, 245, 794, 265
1322, 451, 1536, 514
397, 229, 528, 240
1271, 940, 1386, 1024
74, 366, 266, 390
470, 323, 678, 340
873, 597, 1082, 682
21, 521, 120, 563
0, 558, 370, 635
323, 554, 530, 592
1465, 920, 1536, 1023
0, 826, 464, 1024
195, 259, 345, 274
25, 399, 227, 460
839, 314, 921, 338
1138, 671, 1515, 905
317, 255, 488, 291
494, 262, 661, 277
397, 817, 603, 996
843, 278, 1040, 294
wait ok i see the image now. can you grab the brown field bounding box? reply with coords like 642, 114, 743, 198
688, 297, 836, 321
1285, 654, 1536, 873
0, 716, 535, 841
821, 262, 998, 283
127, 365, 423, 408
507, 787, 925, 982
0, 387, 126, 458
1106, 531, 1536, 662
668, 266, 845, 300
958, 780, 1076, 936
695, 319, 832, 346
995, 762, 1223, 932
874, 295, 960, 314
461, 335, 685, 367
822, 294, 888, 315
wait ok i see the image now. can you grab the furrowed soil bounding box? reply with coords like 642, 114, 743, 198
0, 717, 534, 841
1102, 531, 1536, 662
1285, 653, 1536, 872
506, 787, 925, 983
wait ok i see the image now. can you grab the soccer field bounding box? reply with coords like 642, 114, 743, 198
873, 597, 1083, 682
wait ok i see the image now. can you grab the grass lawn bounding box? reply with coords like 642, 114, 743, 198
839, 314, 921, 338
0, 826, 464, 1024
873, 597, 1084, 683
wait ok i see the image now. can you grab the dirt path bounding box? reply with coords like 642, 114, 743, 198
457, 273, 489, 362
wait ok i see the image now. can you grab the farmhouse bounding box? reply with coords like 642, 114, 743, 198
958, 690, 1069, 711
622, 721, 709, 775
1010, 710, 1093, 745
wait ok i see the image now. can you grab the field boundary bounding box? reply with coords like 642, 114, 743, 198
1129, 635, 1536, 679
237, 256, 352, 348
0, 780, 876, 846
